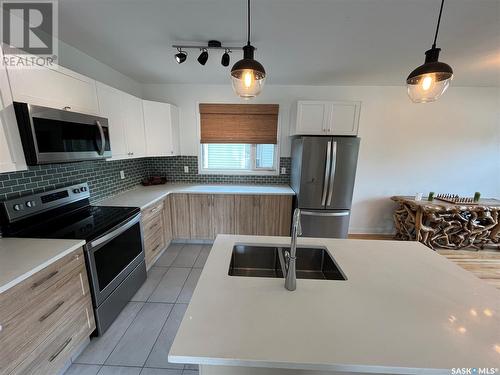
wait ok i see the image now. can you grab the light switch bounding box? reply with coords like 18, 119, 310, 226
184, 166, 189, 173
281, 167, 286, 175
120, 170, 125, 179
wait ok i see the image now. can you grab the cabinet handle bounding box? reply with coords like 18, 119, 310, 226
39, 301, 64, 322
62, 106, 71, 111
49, 337, 72, 362
150, 207, 160, 214
152, 243, 161, 252
0, 324, 3, 332
32, 271, 58, 289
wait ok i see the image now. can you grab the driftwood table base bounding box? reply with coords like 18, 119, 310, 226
391, 196, 500, 250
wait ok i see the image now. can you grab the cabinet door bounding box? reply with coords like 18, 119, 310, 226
255, 196, 282, 236
163, 195, 173, 244
234, 195, 256, 235
212, 195, 235, 238
295, 101, 331, 135
328, 102, 360, 136
7, 60, 98, 115
96, 83, 128, 159
278, 196, 293, 236
143, 100, 176, 157
170, 104, 180, 155
122, 93, 146, 157
188, 194, 212, 239
171, 194, 191, 239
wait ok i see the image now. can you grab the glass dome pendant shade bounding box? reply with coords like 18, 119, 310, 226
406, 47, 453, 103
231, 43, 266, 99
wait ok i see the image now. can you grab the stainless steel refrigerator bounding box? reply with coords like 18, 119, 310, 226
290, 136, 360, 238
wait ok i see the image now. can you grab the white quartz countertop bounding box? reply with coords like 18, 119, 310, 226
169, 235, 500, 374
0, 237, 85, 294
97, 184, 295, 210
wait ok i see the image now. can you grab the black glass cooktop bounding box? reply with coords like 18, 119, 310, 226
3, 205, 140, 241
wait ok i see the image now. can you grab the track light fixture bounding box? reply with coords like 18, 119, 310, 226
406, 0, 453, 103
197, 49, 209, 65
172, 41, 242, 67
221, 49, 231, 67
174, 48, 187, 64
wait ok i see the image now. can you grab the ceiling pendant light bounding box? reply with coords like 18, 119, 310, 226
406, 0, 453, 103
231, 0, 266, 99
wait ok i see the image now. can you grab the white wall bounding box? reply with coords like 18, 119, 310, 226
58, 40, 142, 97
142, 83, 500, 234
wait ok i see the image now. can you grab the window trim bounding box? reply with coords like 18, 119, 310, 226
196, 101, 281, 176
198, 143, 280, 176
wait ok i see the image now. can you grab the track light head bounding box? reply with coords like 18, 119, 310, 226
175, 48, 187, 64
198, 49, 209, 65
221, 49, 231, 67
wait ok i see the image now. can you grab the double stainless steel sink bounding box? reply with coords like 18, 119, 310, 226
228, 244, 346, 280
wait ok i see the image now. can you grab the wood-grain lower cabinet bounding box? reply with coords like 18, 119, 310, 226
163, 195, 173, 245
188, 194, 213, 239
0, 247, 95, 375
234, 195, 258, 235
211, 195, 235, 238
171, 194, 191, 239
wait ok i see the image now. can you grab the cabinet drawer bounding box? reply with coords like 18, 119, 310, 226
142, 200, 164, 223
142, 213, 164, 240
0, 248, 84, 326
145, 229, 165, 266
12, 299, 94, 375
0, 263, 90, 374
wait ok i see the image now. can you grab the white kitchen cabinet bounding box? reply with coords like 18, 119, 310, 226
291, 100, 360, 136
97, 82, 128, 159
96, 83, 146, 160
6, 56, 99, 115
143, 100, 180, 157
0, 49, 26, 173
122, 93, 146, 158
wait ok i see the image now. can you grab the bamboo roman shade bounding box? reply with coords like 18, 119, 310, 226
199, 103, 279, 144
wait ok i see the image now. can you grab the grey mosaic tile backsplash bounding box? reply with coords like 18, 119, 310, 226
0, 156, 291, 202
147, 156, 291, 185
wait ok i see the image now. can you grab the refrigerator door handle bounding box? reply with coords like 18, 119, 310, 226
301, 210, 350, 217
321, 141, 332, 206
326, 141, 337, 206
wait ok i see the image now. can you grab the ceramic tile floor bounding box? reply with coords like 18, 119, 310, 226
65, 244, 211, 375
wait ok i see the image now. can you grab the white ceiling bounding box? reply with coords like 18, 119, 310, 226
58, 0, 500, 86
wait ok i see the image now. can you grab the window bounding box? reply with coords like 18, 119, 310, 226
200, 143, 277, 174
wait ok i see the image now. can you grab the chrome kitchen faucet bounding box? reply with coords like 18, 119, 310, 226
284, 208, 302, 291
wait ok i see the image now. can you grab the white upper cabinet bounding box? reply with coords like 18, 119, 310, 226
122, 93, 146, 158
96, 83, 146, 160
0, 49, 26, 173
6, 58, 99, 115
291, 100, 360, 136
97, 82, 128, 159
143, 100, 180, 157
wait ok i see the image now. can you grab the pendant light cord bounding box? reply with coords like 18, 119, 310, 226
247, 0, 251, 45
432, 0, 445, 48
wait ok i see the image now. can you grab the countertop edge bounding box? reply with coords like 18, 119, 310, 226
167, 355, 447, 375
0, 239, 86, 294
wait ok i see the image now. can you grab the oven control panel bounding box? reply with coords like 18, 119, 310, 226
1, 183, 91, 223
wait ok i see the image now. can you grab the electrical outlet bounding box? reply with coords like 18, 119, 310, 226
184, 166, 189, 173
281, 167, 286, 175
120, 170, 125, 179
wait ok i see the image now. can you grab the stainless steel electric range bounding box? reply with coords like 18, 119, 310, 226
0, 183, 146, 335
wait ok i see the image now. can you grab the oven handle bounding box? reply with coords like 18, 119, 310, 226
88, 213, 141, 249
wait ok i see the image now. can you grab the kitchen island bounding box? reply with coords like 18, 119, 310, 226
169, 235, 500, 375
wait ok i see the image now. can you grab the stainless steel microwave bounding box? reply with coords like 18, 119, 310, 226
13, 102, 112, 165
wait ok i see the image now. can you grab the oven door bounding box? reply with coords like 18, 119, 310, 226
14, 102, 112, 165
85, 213, 144, 306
